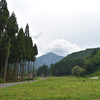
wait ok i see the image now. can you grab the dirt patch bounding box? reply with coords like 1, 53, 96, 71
89, 77, 99, 79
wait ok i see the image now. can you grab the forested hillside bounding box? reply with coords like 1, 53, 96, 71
0, 0, 38, 83
50, 48, 100, 76
62, 48, 100, 61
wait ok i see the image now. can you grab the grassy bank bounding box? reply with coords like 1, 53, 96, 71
0, 76, 100, 100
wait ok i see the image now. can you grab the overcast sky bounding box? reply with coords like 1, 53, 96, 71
7, 0, 100, 57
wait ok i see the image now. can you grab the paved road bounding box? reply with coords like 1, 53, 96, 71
0, 79, 41, 89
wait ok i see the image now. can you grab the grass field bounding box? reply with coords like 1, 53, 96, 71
0, 76, 100, 100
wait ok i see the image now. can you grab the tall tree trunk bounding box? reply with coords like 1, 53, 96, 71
17, 59, 19, 82
15, 58, 19, 82
24, 60, 26, 81
14, 63, 16, 82
13, 63, 15, 81
20, 63, 21, 76
27, 61, 30, 81
32, 60, 35, 81
31, 61, 32, 73
6, 64, 9, 82
21, 60, 24, 81
11, 63, 13, 81
3, 38, 11, 83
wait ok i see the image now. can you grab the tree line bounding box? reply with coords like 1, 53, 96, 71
50, 48, 100, 76
0, 0, 38, 83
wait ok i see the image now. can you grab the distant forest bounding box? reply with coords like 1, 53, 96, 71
50, 48, 100, 76
0, 0, 38, 83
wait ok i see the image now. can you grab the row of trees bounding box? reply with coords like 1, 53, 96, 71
50, 49, 100, 76
0, 0, 38, 83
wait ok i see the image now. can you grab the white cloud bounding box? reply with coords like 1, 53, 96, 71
7, 0, 100, 57
47, 39, 81, 56
32, 32, 42, 39
35, 39, 81, 57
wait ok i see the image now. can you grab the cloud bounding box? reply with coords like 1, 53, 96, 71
32, 32, 42, 39
47, 39, 81, 56
7, 0, 100, 57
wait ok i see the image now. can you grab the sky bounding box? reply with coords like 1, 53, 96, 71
7, 0, 100, 57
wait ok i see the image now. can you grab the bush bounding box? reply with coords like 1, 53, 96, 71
0, 78, 3, 83
71, 66, 86, 76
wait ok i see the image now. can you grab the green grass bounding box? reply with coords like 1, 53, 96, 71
0, 76, 100, 100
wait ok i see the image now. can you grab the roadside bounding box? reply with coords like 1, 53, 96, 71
0, 79, 41, 89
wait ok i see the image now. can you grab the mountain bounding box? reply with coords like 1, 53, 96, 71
35, 52, 64, 68
62, 48, 100, 61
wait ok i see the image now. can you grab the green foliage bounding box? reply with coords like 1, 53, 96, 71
88, 67, 100, 77
71, 66, 86, 76
84, 50, 100, 74
50, 58, 84, 76
33, 44, 38, 57
37, 65, 50, 76
17, 28, 26, 60
0, 0, 9, 78
50, 48, 100, 76
6, 12, 18, 38
62, 48, 99, 61
0, 0, 9, 32
25, 23, 29, 37
0, 78, 3, 83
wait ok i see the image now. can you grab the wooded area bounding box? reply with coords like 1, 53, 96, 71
0, 0, 38, 83
50, 48, 100, 76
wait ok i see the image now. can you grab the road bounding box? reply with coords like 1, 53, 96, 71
0, 79, 41, 89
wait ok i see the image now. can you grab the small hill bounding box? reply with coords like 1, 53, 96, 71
36, 52, 63, 68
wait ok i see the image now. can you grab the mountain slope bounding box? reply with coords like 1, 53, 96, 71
36, 52, 63, 68
62, 48, 100, 61
50, 47, 100, 76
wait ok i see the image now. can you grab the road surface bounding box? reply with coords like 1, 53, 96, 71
0, 79, 41, 89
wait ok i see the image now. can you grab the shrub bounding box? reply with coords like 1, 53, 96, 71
71, 66, 86, 76
0, 78, 3, 83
